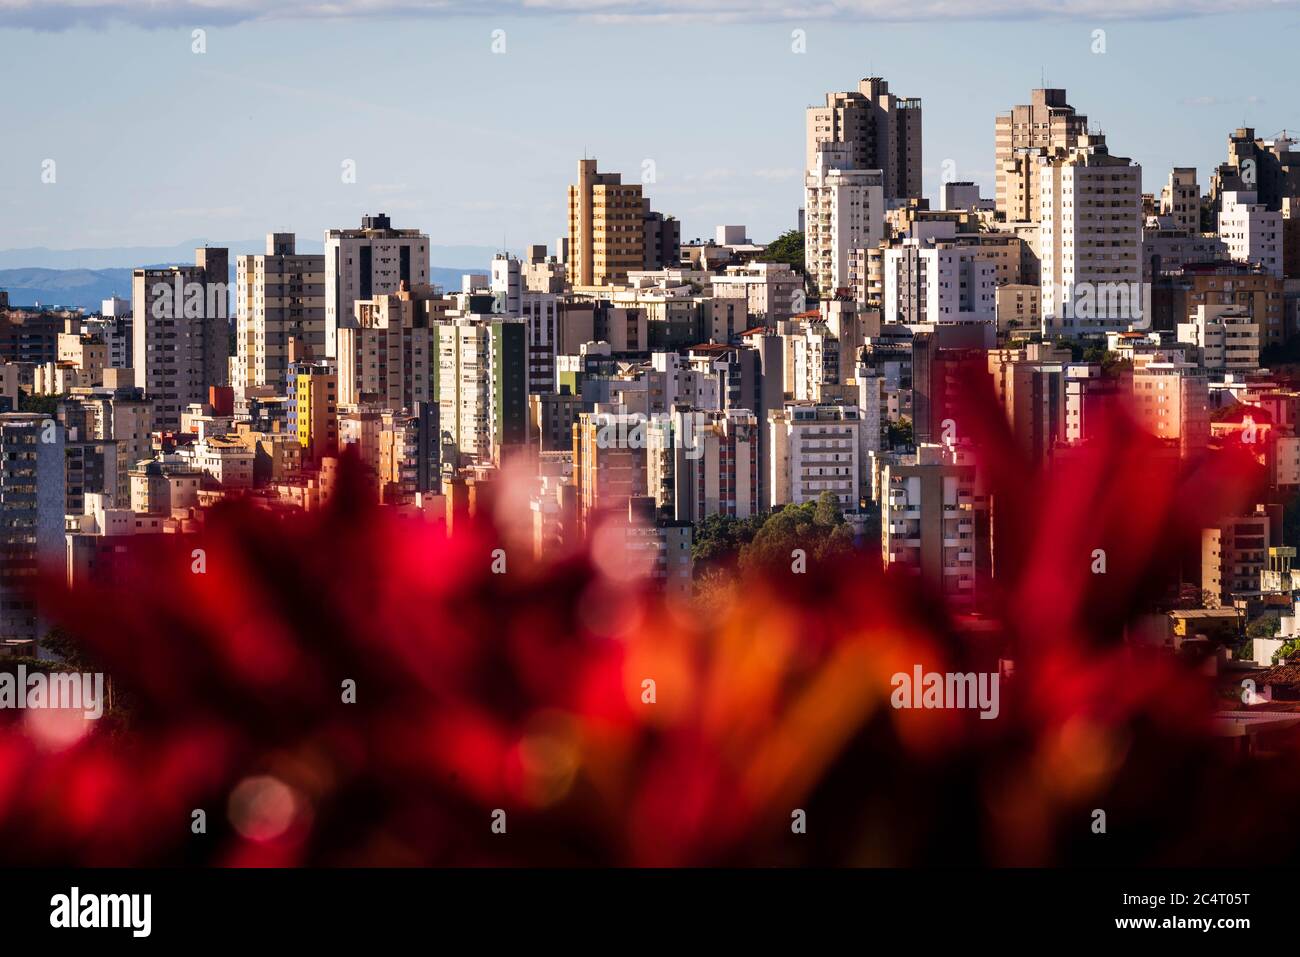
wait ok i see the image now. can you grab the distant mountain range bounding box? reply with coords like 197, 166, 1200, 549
0, 266, 483, 312
0, 238, 507, 311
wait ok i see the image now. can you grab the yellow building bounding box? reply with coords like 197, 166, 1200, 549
567, 158, 645, 288
290, 360, 337, 462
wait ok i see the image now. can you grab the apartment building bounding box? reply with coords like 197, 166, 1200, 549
710, 262, 803, 325
338, 285, 446, 411
1131, 356, 1211, 456
1219, 190, 1283, 278
881, 444, 989, 610
324, 214, 430, 358
883, 239, 997, 330
995, 88, 1091, 222
234, 232, 326, 391
433, 316, 527, 467
806, 76, 923, 202
567, 159, 646, 288
131, 247, 229, 432
768, 402, 863, 509
1203, 507, 1271, 607
1176, 305, 1260, 376
288, 360, 338, 463
1039, 136, 1143, 334
1160, 167, 1201, 233
648, 407, 759, 523
0, 414, 65, 649
803, 144, 885, 297
573, 404, 649, 528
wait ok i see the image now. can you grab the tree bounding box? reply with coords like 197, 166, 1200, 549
18, 391, 61, 416
42, 625, 91, 668
813, 490, 843, 528
887, 417, 913, 450
1246, 615, 1280, 641
763, 229, 805, 274
738, 499, 854, 573
692, 512, 764, 575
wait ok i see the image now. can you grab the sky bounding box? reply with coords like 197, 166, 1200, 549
1, 0, 1298, 262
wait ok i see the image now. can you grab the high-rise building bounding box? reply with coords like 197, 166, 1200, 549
883, 239, 997, 330
995, 88, 1091, 222
768, 401, 863, 509
490, 255, 561, 394
1209, 128, 1300, 212
0, 413, 65, 648
1219, 190, 1284, 277
1176, 305, 1260, 376
648, 407, 760, 522
806, 76, 922, 202
986, 344, 1072, 463
567, 159, 646, 288
573, 405, 649, 528
710, 262, 803, 325
1160, 168, 1201, 233
881, 444, 990, 611
643, 206, 681, 271
804, 145, 885, 297
324, 214, 430, 358
1039, 136, 1143, 334
1132, 355, 1210, 456
66, 386, 152, 506
1203, 506, 1272, 607
338, 285, 448, 411
433, 317, 527, 466
131, 247, 229, 432
288, 359, 338, 463
234, 233, 326, 392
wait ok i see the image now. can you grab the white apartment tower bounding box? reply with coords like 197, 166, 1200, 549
768, 402, 863, 509
804, 144, 885, 298
883, 239, 996, 329
324, 214, 430, 358
1039, 136, 1143, 334
1219, 190, 1283, 277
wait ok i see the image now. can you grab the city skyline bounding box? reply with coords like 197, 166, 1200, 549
2, 6, 1299, 252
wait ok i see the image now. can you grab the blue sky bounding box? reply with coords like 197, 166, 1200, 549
1, 1, 1298, 259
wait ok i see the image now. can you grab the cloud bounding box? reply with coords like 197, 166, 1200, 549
2, 0, 1294, 31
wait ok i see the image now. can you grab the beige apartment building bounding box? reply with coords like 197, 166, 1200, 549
131, 247, 229, 432
234, 233, 326, 392
1132, 356, 1210, 456
1039, 136, 1143, 334
805, 76, 922, 202
995, 88, 1091, 222
567, 159, 646, 288
338, 286, 443, 411
881, 444, 989, 611
1160, 168, 1201, 233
